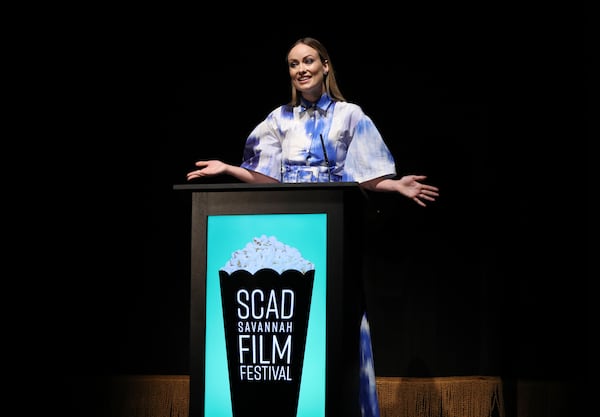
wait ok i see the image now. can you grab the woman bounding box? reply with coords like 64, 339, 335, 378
186, 37, 439, 207
187, 37, 440, 417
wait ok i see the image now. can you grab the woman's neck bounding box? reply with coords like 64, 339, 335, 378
301, 86, 325, 104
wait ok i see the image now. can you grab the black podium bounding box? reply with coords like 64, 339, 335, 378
174, 182, 369, 417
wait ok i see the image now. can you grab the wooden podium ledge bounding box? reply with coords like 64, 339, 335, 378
91, 374, 571, 417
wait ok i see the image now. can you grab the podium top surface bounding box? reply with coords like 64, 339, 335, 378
173, 182, 360, 192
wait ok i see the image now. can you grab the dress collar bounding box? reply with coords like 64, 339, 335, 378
300, 93, 333, 115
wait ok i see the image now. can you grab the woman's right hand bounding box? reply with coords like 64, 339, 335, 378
186, 160, 229, 181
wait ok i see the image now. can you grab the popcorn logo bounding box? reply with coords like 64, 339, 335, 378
219, 235, 315, 417
221, 235, 315, 275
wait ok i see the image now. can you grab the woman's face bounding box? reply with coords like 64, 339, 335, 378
287, 43, 329, 102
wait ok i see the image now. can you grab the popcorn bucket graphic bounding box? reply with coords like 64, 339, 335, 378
218, 237, 315, 417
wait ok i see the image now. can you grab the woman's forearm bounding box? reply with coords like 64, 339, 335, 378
226, 165, 279, 184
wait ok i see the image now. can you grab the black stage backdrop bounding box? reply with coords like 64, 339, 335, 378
45, 4, 590, 402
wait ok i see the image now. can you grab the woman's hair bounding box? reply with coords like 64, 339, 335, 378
287, 37, 346, 106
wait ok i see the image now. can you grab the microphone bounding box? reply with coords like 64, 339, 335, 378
319, 134, 331, 182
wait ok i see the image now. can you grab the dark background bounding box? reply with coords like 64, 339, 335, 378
46, 4, 590, 405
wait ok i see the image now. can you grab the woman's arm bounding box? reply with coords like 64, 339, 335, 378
360, 175, 440, 207
187, 160, 278, 184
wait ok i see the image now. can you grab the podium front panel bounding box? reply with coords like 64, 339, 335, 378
178, 184, 365, 417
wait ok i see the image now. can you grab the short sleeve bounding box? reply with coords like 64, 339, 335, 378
340, 106, 397, 183
240, 110, 284, 181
